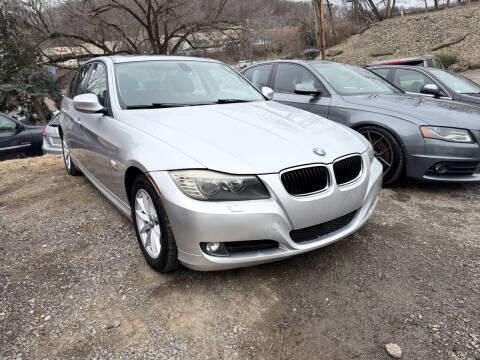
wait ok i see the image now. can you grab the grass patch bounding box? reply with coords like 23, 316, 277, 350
436, 53, 458, 68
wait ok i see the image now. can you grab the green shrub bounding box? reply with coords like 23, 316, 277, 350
436, 53, 458, 69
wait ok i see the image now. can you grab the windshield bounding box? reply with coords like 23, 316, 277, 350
115, 60, 264, 109
428, 68, 480, 94
311, 62, 401, 95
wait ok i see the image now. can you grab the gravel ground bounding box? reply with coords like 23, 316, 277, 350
464, 69, 480, 84
324, 2, 480, 66
1, 154, 479, 360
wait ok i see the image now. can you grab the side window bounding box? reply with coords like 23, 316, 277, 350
370, 68, 389, 80
85, 62, 108, 106
70, 64, 91, 98
243, 65, 273, 89
0, 115, 17, 132
274, 64, 320, 93
66, 72, 77, 98
394, 69, 435, 94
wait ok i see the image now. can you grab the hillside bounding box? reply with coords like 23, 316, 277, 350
324, 2, 480, 69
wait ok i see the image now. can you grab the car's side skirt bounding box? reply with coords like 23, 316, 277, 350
71, 154, 132, 220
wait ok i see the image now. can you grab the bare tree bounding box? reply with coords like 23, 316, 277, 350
25, 0, 237, 62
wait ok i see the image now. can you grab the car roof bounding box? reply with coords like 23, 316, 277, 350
85, 55, 222, 65
368, 55, 436, 65
242, 59, 338, 71
368, 64, 439, 72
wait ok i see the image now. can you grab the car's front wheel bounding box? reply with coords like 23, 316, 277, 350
131, 175, 179, 272
358, 126, 404, 185
61, 138, 81, 176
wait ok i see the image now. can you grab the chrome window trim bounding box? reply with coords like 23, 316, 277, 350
279, 163, 331, 197
332, 153, 364, 187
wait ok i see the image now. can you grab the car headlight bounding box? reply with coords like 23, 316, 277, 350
420, 126, 473, 143
367, 142, 374, 163
170, 170, 269, 201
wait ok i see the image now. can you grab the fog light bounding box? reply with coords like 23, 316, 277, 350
206, 242, 220, 252
434, 163, 448, 174
200, 242, 229, 256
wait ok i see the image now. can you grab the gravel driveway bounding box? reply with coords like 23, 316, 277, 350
4, 55, 480, 360
1, 155, 479, 359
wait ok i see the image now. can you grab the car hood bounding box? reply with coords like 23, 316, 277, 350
118, 101, 367, 174
341, 93, 480, 130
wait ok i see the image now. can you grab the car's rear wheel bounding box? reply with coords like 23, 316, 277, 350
61, 138, 81, 176
131, 174, 179, 272
358, 126, 404, 185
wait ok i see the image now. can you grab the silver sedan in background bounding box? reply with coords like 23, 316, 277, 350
59, 55, 382, 272
42, 113, 62, 154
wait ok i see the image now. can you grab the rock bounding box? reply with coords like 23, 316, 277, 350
44, 315, 51, 321
449, 60, 470, 73
431, 35, 466, 51
469, 60, 480, 70
385, 343, 402, 358
370, 49, 394, 57
106, 320, 121, 330
33, 308, 44, 316
326, 49, 343, 57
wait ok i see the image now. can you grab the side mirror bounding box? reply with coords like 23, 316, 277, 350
261, 86, 274, 100
15, 123, 25, 133
294, 83, 321, 96
420, 83, 441, 97
73, 93, 106, 114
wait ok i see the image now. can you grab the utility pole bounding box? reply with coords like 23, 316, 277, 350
313, 0, 326, 60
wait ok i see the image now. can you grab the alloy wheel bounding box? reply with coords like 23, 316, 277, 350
62, 140, 71, 170
360, 129, 393, 171
135, 189, 162, 259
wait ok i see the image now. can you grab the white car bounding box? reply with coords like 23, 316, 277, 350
58, 55, 382, 271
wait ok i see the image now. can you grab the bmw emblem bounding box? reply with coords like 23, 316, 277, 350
313, 147, 326, 156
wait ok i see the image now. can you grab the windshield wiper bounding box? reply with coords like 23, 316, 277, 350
126, 103, 188, 109
216, 99, 252, 104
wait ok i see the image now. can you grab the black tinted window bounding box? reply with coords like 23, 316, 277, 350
243, 65, 273, 89
85, 63, 108, 106
371, 68, 389, 79
0, 115, 16, 132
70, 64, 91, 98
274, 64, 319, 93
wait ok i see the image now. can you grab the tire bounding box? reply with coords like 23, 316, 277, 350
130, 174, 179, 272
61, 137, 82, 176
358, 125, 405, 185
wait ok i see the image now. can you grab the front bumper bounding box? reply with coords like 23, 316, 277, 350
406, 136, 480, 182
148, 155, 383, 271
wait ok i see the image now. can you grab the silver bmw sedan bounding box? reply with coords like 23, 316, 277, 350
59, 55, 382, 271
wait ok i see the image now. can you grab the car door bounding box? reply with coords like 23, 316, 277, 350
76, 61, 117, 187
62, 63, 92, 163
392, 68, 449, 98
0, 115, 25, 160
271, 63, 331, 117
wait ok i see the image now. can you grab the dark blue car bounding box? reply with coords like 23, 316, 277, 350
0, 112, 43, 161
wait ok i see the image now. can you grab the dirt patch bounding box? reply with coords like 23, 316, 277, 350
1, 155, 479, 359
